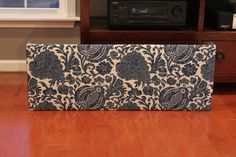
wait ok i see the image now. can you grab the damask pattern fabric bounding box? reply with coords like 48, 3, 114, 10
26, 44, 216, 111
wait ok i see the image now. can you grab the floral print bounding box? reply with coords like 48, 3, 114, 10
43, 87, 57, 96
29, 50, 64, 81
152, 76, 161, 85
143, 86, 154, 96
182, 63, 197, 77
82, 76, 92, 84
28, 77, 40, 95
58, 85, 69, 95
128, 89, 142, 96
160, 87, 188, 110
116, 52, 150, 82
75, 86, 104, 110
66, 74, 75, 84
167, 77, 177, 85
78, 45, 111, 62
34, 102, 57, 111
110, 51, 119, 59
118, 102, 140, 111
164, 45, 198, 64
96, 61, 112, 75
27, 44, 216, 111
201, 57, 215, 82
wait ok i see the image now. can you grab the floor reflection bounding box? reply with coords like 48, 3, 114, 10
25, 110, 215, 156
0, 99, 234, 157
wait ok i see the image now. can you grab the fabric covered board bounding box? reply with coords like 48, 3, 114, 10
26, 44, 216, 111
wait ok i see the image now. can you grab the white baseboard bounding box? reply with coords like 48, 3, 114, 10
0, 60, 26, 72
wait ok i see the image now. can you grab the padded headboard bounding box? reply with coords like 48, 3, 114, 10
26, 44, 216, 111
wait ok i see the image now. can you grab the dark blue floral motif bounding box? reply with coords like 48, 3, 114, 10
65, 55, 80, 72
66, 74, 75, 84
118, 102, 140, 111
182, 63, 197, 77
75, 86, 104, 110
110, 51, 119, 59
167, 77, 177, 85
160, 87, 188, 110
152, 76, 161, 85
78, 45, 112, 62
43, 87, 57, 95
159, 67, 167, 77
180, 78, 189, 84
105, 78, 125, 99
189, 103, 198, 111
190, 77, 197, 84
106, 101, 115, 109
152, 58, 166, 72
128, 89, 142, 96
29, 50, 64, 81
156, 59, 166, 67
58, 85, 69, 95
72, 66, 81, 72
105, 76, 112, 83
116, 52, 150, 81
96, 62, 112, 75
196, 53, 204, 61
198, 80, 208, 89
28, 78, 40, 95
164, 45, 197, 64
82, 76, 92, 84
114, 79, 123, 87
143, 86, 154, 96
72, 66, 82, 76
29, 77, 37, 87
94, 76, 105, 83
34, 102, 57, 111
201, 57, 215, 82
72, 58, 80, 65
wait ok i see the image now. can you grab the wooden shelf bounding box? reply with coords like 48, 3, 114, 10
201, 31, 236, 41
89, 31, 236, 43
89, 30, 200, 44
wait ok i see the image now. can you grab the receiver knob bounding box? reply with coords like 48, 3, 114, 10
172, 5, 183, 17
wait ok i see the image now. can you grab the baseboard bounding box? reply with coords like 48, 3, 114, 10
0, 60, 26, 72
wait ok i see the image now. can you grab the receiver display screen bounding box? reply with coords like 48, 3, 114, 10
130, 7, 167, 16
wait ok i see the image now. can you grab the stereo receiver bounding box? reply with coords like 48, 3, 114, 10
108, 0, 187, 29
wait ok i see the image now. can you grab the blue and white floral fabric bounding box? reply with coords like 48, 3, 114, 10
26, 44, 216, 111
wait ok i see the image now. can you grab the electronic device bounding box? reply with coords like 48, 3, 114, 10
206, 0, 236, 30
229, 0, 236, 12
108, 0, 187, 29
206, 10, 236, 30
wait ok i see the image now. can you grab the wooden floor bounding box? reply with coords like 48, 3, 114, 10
0, 73, 236, 157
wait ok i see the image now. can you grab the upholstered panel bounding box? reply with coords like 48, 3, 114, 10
26, 44, 216, 111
